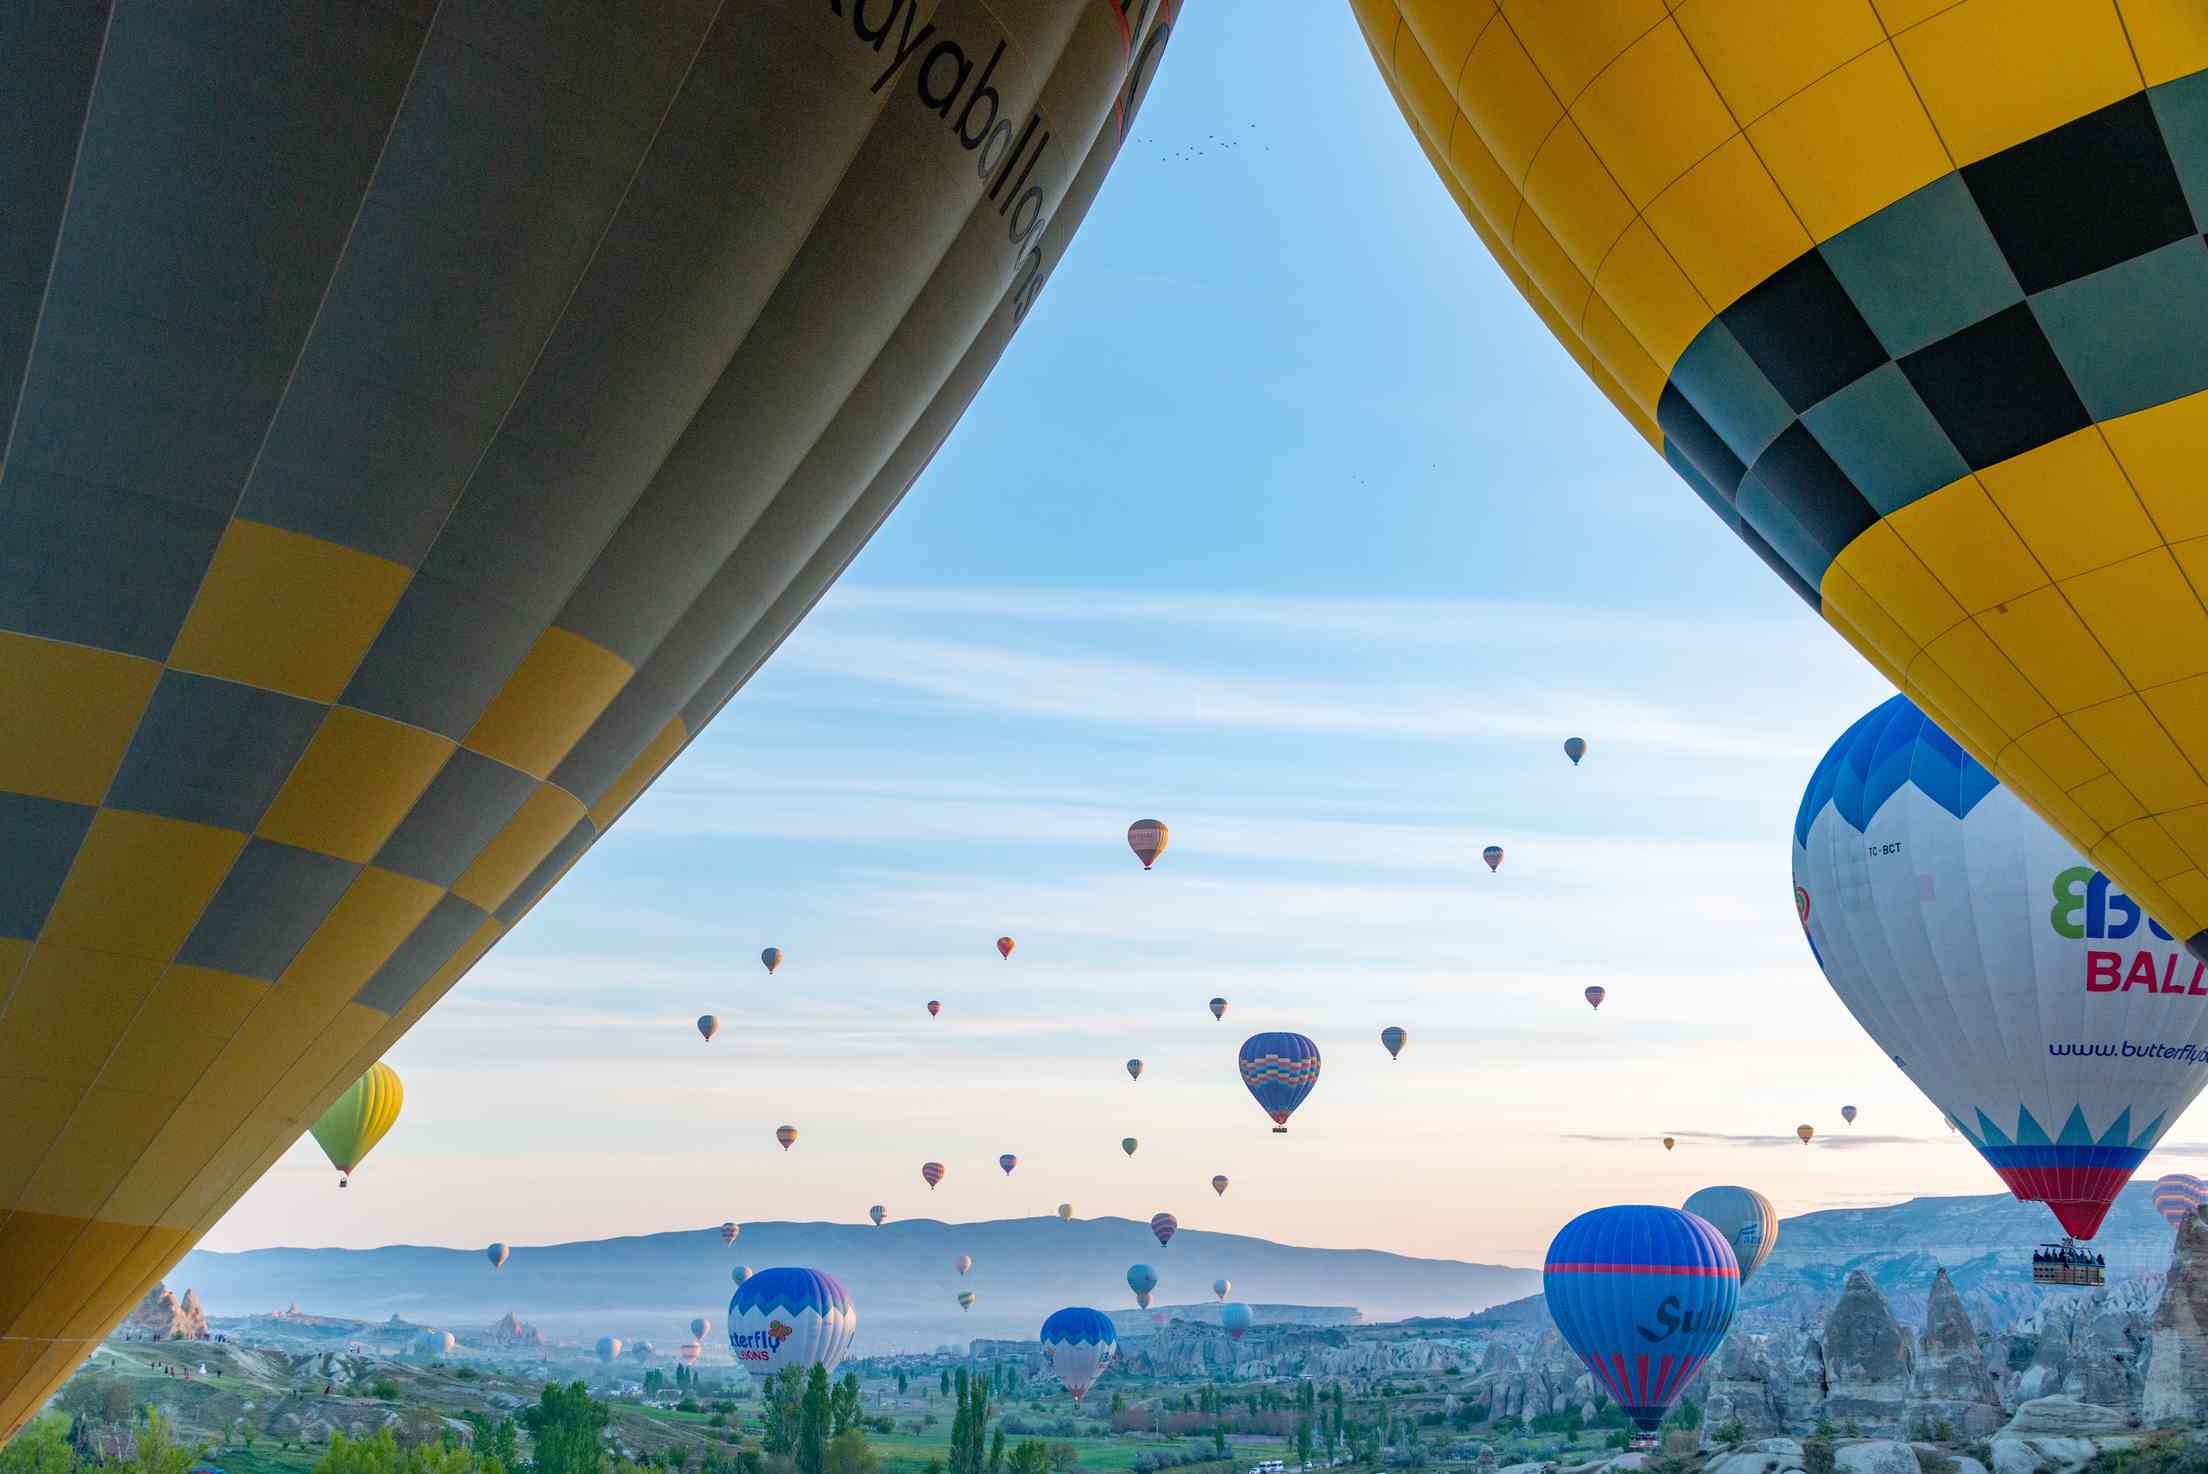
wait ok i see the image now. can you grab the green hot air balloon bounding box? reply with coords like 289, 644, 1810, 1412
1121, 1137, 1139, 1157
310, 1063, 405, 1187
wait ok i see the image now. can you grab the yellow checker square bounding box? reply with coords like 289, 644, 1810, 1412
0, 946, 163, 1089
39, 811, 248, 962
462, 626, 633, 781
256, 706, 453, 864
1869, 0, 1950, 25
1921, 620, 2051, 738
1887, 475, 2048, 614
2061, 548, 2208, 691
2070, 771, 2148, 832
1397, 0, 1496, 79
1456, 17, 1563, 186
2011, 717, 2109, 789
1820, 563, 1922, 672
97, 965, 267, 1103
1390, 19, 1459, 143
1891, 0, 2141, 165
167, 520, 410, 705
1349, 0, 1401, 41
0, 1211, 108, 1336
1974, 585, 2131, 714
2117, 0, 2208, 86
1644, 134, 1812, 313
1522, 119, 1636, 279
1511, 208, 1594, 323
1580, 289, 1660, 417
1745, 42, 1952, 243
108, 1103, 239, 1228
1829, 521, 1963, 647
1571, 20, 1736, 208
2064, 694, 2208, 811
0, 1084, 75, 1204
2146, 675, 2208, 785
1976, 428, 2161, 580
0, 934, 28, 1003
259, 1005, 392, 1128
0, 635, 160, 807
2160, 801, 2208, 871
1829, 603, 1913, 693
274, 865, 443, 1009
17, 1085, 175, 1220
1674, 0, 1884, 124
2115, 816, 2194, 880
1901, 655, 2006, 757
588, 716, 686, 832
2103, 390, 2208, 544
56, 1225, 187, 1340
1443, 106, 1526, 235
1592, 219, 1712, 374
1502, 0, 1668, 106
2157, 867, 2208, 927
451, 784, 586, 913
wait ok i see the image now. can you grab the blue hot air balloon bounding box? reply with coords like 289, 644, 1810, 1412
1126, 1263, 1158, 1309
1544, 1206, 1739, 1436
1219, 1302, 1253, 1341
1238, 1032, 1320, 1133
727, 1267, 856, 1379
1564, 738, 1587, 766
1040, 1307, 1118, 1403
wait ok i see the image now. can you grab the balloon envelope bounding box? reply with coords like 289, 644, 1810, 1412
1126, 1059, 1143, 1081
776, 1126, 796, 1151
1057, 1203, 1074, 1221
1482, 846, 1503, 872
1564, 738, 1586, 766
697, 1015, 719, 1043
1121, 1138, 1138, 1157
1040, 1307, 1117, 1402
1795, 696, 2208, 1238
1681, 1187, 1778, 1286
999, 1154, 1018, 1176
1238, 1032, 1321, 1132
996, 936, 1014, 959
1662, 1137, 1675, 1152
1150, 1213, 1177, 1247
869, 1206, 886, 1227
927, 1000, 941, 1017
1220, 1302, 1253, 1341
1544, 1206, 1739, 1432
1213, 1279, 1230, 1301
761, 948, 782, 976
958, 1291, 976, 1311
2154, 1174, 2206, 1229
310, 1063, 404, 1184
1842, 1105, 1858, 1125
728, 1267, 856, 1379
1212, 1175, 1229, 1197
1128, 820, 1168, 869
720, 1222, 739, 1247
486, 1242, 508, 1270
955, 1255, 972, 1276
415, 1330, 455, 1358
1585, 987, 1605, 1011
1380, 1026, 1406, 1060
595, 1337, 622, 1363
922, 1161, 945, 1189
1209, 997, 1227, 1020
690, 1317, 710, 1339
1796, 1126, 1814, 1145
732, 1266, 752, 1286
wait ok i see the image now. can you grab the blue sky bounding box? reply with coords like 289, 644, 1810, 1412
205, 1, 2153, 1268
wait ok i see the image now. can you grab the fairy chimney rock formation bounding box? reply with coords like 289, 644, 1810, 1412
1823, 1269, 1912, 1430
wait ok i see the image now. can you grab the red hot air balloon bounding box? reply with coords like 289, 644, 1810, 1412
1127, 820, 1168, 870
1585, 987, 1606, 1011
922, 1161, 945, 1190
775, 1125, 796, 1151
996, 936, 1014, 960
1209, 997, 1226, 1021
1150, 1213, 1177, 1248
927, 1000, 941, 1018
999, 1154, 1018, 1176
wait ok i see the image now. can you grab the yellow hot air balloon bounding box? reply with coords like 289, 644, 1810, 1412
1349, 5, 2208, 961
0, 4, 1184, 1434
310, 1064, 404, 1187
1798, 1125, 1817, 1146
1057, 1203, 1074, 1222
1662, 1136, 1676, 1152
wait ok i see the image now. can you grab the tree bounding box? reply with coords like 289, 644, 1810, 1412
798, 1366, 832, 1474
832, 1374, 860, 1438
897, 1374, 909, 1397
0, 1418, 75, 1474
823, 1432, 877, 1474
1714, 1418, 1747, 1450
764, 1367, 806, 1456
1109, 1393, 1124, 1417
646, 1372, 665, 1399
1047, 1445, 1076, 1473
1296, 1421, 1313, 1471
521, 1381, 609, 1474
1802, 1434, 1837, 1474
941, 1372, 953, 1398
1006, 1443, 1053, 1474
987, 1427, 1005, 1474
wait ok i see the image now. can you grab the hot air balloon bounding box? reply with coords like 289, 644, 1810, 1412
1126, 1059, 1143, 1082
922, 1161, 945, 1190
1681, 1187, 1779, 1287
596, 1337, 623, 1364
776, 1126, 797, 1152
690, 1316, 711, 1340
1057, 1203, 1074, 1222
1209, 997, 1227, 1021
1219, 1302, 1253, 1342
732, 1266, 752, 1287
999, 1154, 1018, 1176
1564, 738, 1587, 767
728, 1267, 856, 1379
1545, 1206, 1738, 1436
1796, 695, 2208, 1240
1842, 1106, 1859, 1125
720, 1222, 739, 1247
1150, 1213, 1178, 1247
1128, 820, 1169, 870
1121, 1138, 1139, 1157
955, 1255, 973, 1277
310, 1063, 404, 1187
1796, 1126, 1815, 1146
958, 1291, 976, 1312
1125, 1264, 1157, 1310
997, 936, 1015, 960
416, 1330, 456, 1359
628, 1342, 656, 1363
1040, 1308, 1117, 1403
1481, 846, 1503, 872
1662, 1137, 1676, 1152
1352, 5, 2208, 980
1585, 987, 1606, 1011
927, 1000, 941, 1018
869, 1205, 886, 1227
486, 1243, 508, 1270
677, 1342, 702, 1367
2154, 1174, 2206, 1229
1212, 1279, 1230, 1301
1380, 1026, 1406, 1060
1239, 1033, 1321, 1133
761, 948, 783, 976
1211, 1175, 1229, 1197
697, 1015, 720, 1043
0, 0, 1187, 1428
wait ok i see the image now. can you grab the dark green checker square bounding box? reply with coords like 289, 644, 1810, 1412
355, 893, 489, 1014
1900, 301, 2090, 470
495, 817, 595, 926
2154, 72, 2208, 230
0, 792, 94, 940
107, 670, 326, 832
341, 572, 540, 741
1733, 468, 1831, 593
1667, 320, 1795, 468
0, 469, 227, 661
1801, 362, 1969, 517
372, 746, 540, 888
2032, 235, 2208, 423
1820, 174, 2024, 359
177, 838, 360, 981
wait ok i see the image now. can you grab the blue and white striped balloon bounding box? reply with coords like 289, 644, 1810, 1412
727, 1267, 855, 1379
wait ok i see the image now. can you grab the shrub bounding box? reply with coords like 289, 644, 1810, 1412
1921, 1453, 1959, 1474
1803, 1434, 1836, 1474
369, 1379, 402, 1401
1714, 1418, 1747, 1450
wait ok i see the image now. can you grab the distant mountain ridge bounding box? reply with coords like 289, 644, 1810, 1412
175, 1216, 1536, 1356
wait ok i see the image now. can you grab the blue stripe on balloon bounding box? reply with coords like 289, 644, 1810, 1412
1793, 695, 1997, 849
1041, 1307, 1117, 1346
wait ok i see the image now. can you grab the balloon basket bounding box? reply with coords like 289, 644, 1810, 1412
1629, 1434, 1658, 1452
1271, 1127, 1286, 1134
2031, 1239, 2105, 1287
